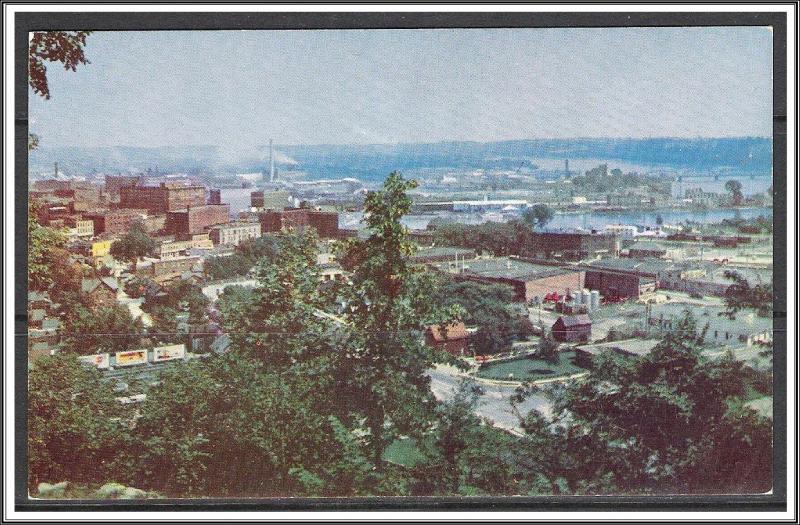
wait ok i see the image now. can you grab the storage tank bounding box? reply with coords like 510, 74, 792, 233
590, 290, 600, 310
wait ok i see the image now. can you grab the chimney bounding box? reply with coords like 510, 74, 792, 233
269, 139, 275, 183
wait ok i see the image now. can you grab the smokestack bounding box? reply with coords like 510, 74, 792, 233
54, 162, 58, 178
269, 139, 275, 183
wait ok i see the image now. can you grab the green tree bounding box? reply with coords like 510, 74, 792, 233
29, 31, 92, 100
109, 222, 155, 272
127, 353, 371, 497
61, 304, 144, 354
28, 201, 70, 292
337, 172, 452, 467
534, 335, 560, 364
28, 354, 126, 489
721, 270, 773, 318
522, 204, 555, 230
548, 313, 772, 493
725, 179, 744, 206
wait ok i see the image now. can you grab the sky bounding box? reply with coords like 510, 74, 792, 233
29, 27, 773, 148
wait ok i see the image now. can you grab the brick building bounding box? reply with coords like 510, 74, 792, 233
433, 257, 585, 303
83, 209, 148, 235
120, 182, 206, 214
552, 314, 592, 343
208, 222, 261, 246
258, 208, 339, 238
425, 322, 471, 356
166, 204, 230, 235
104, 174, 143, 200
584, 270, 656, 299
208, 189, 221, 205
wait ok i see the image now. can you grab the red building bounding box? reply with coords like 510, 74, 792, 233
166, 204, 230, 235
83, 209, 148, 235
105, 174, 143, 200
258, 208, 339, 238
119, 182, 207, 214
425, 322, 470, 356
552, 314, 592, 343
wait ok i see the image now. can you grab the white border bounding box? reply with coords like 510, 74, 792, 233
4, 3, 796, 522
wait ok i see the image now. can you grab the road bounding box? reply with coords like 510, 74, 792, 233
427, 365, 554, 435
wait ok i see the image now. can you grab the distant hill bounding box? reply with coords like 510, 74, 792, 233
28, 137, 772, 181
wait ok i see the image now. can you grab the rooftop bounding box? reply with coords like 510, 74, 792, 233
438, 257, 571, 281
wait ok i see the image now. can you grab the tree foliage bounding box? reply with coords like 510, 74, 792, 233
61, 304, 144, 355
547, 313, 772, 494
522, 204, 555, 230
28, 354, 126, 489
721, 270, 773, 318
29, 31, 91, 99
110, 222, 155, 271
336, 172, 454, 465
725, 179, 744, 206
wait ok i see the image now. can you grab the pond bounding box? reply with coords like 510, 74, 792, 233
475, 351, 586, 381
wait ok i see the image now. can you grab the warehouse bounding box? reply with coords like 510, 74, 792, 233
432, 256, 584, 303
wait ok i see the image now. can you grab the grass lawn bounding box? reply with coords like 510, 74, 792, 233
475, 351, 585, 381
383, 437, 428, 467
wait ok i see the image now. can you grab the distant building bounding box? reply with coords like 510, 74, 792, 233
411, 246, 477, 264
166, 204, 231, 235
530, 231, 620, 260
552, 314, 592, 343
425, 322, 471, 356
433, 256, 585, 303
627, 242, 668, 259
584, 269, 656, 299
119, 182, 206, 214
251, 190, 292, 210
104, 174, 143, 200
158, 234, 214, 259
208, 222, 261, 246
604, 224, 638, 240
258, 208, 339, 238
83, 209, 148, 235
148, 256, 202, 278
64, 217, 94, 240
208, 189, 222, 205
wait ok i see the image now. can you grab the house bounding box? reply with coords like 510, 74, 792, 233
552, 314, 592, 343
425, 322, 470, 356
81, 277, 120, 307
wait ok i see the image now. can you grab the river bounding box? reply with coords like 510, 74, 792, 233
223, 188, 771, 231
339, 207, 772, 232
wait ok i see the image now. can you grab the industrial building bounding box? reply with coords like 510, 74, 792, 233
83, 209, 148, 235
166, 204, 231, 235
432, 256, 585, 303
119, 182, 207, 214
258, 208, 340, 238
529, 231, 620, 260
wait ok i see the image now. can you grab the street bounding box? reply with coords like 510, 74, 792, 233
427, 365, 555, 435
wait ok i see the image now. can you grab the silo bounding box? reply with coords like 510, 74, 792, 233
590, 290, 600, 310
581, 289, 590, 308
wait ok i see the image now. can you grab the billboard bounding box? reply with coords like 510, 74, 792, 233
79, 353, 110, 369
115, 349, 148, 367
153, 344, 186, 362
